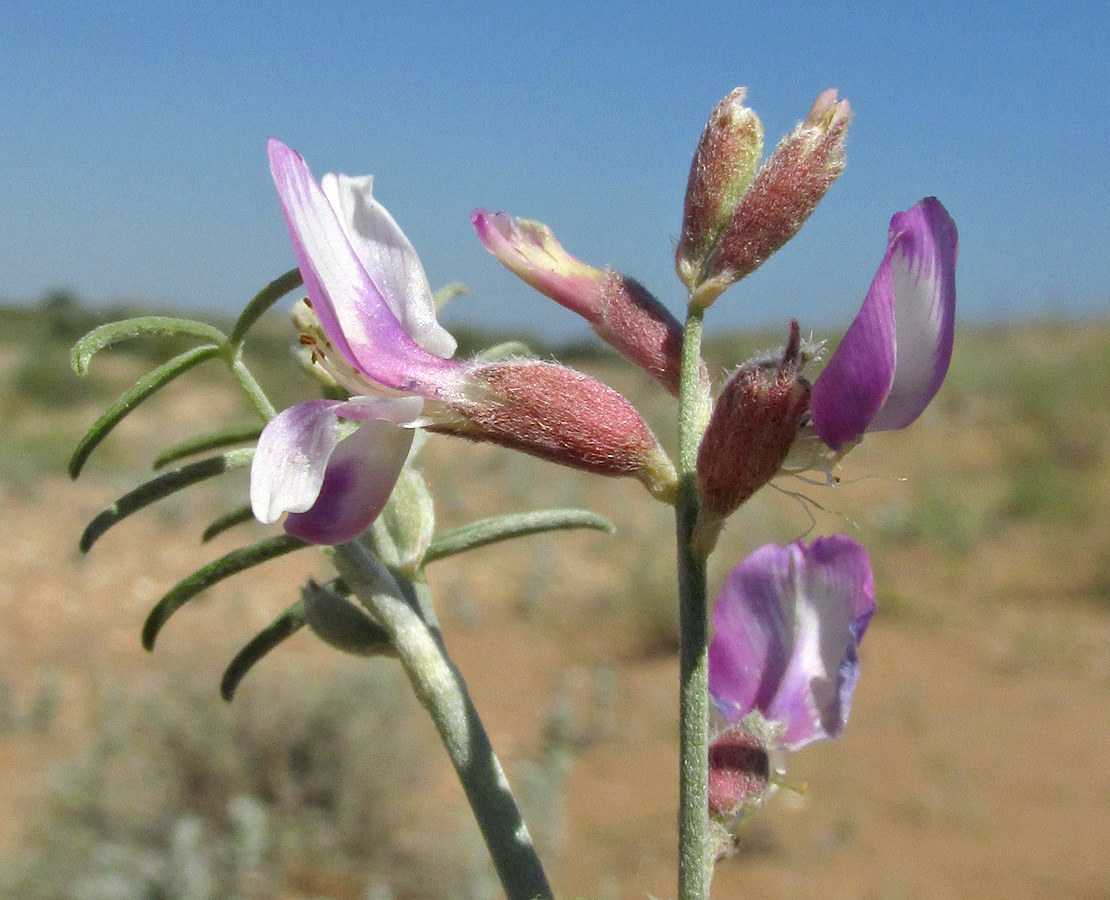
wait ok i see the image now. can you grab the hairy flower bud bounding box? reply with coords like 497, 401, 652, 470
697, 322, 810, 524
438, 359, 677, 502
676, 88, 764, 296
472, 211, 684, 394
708, 724, 773, 818
302, 578, 394, 657
694, 89, 851, 306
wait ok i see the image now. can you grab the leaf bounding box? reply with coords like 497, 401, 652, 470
432, 281, 468, 311
476, 340, 533, 361
202, 505, 257, 543
69, 344, 223, 478
143, 534, 307, 650
154, 423, 264, 470
71, 317, 228, 375
220, 599, 306, 702
79, 449, 254, 553
423, 508, 614, 566
228, 267, 303, 347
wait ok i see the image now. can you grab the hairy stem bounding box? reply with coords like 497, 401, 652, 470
333, 543, 553, 900
676, 305, 711, 900
229, 354, 277, 421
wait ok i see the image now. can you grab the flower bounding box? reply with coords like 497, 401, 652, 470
809, 197, 958, 451
709, 536, 875, 754
251, 139, 466, 544
471, 210, 684, 394
251, 140, 676, 544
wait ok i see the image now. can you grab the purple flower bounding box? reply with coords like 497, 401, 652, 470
810, 197, 958, 450
252, 141, 677, 544
708, 535, 875, 751
250, 139, 470, 544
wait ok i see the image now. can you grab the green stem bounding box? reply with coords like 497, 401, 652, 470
676, 305, 711, 900
229, 355, 277, 421
333, 543, 553, 900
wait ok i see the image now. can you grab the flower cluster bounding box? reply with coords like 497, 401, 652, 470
471, 89, 956, 818
253, 85, 956, 827
251, 140, 676, 544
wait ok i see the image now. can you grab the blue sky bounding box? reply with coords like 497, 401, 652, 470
2, 0, 1107, 340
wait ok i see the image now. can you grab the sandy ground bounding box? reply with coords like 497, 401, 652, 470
2, 335, 1109, 900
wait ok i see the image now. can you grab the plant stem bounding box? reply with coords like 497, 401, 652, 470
676, 305, 711, 900
223, 344, 551, 896
333, 542, 554, 900
229, 354, 277, 421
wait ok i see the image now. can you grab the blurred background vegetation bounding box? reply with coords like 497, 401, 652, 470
0, 290, 1107, 899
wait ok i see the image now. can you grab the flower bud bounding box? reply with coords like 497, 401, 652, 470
440, 359, 677, 502
708, 724, 773, 818
695, 89, 852, 306
697, 321, 810, 521
377, 467, 435, 574
302, 578, 394, 657
676, 88, 764, 296
473, 211, 684, 394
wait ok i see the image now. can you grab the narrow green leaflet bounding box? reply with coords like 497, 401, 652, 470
228, 267, 303, 347
71, 316, 228, 375
476, 340, 534, 361
154, 424, 264, 470
423, 508, 614, 566
143, 533, 308, 650
220, 599, 306, 702
202, 505, 257, 543
79, 449, 254, 553
69, 344, 224, 478
433, 281, 468, 311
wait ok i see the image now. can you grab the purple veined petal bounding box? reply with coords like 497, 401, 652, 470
267, 140, 461, 396
809, 238, 898, 448
250, 395, 424, 542
708, 543, 797, 722
282, 418, 415, 544
867, 197, 957, 431
709, 536, 875, 751
811, 198, 957, 448
764, 536, 874, 749
321, 172, 457, 360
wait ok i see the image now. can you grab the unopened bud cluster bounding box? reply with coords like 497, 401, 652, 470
678, 88, 851, 307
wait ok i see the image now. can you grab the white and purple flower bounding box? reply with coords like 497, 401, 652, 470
252, 141, 676, 545
709, 535, 875, 755
809, 197, 958, 451
250, 140, 471, 545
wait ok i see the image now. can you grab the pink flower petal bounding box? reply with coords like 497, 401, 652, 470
282, 418, 415, 544
250, 395, 423, 544
251, 399, 348, 524
267, 139, 460, 396
321, 172, 456, 359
